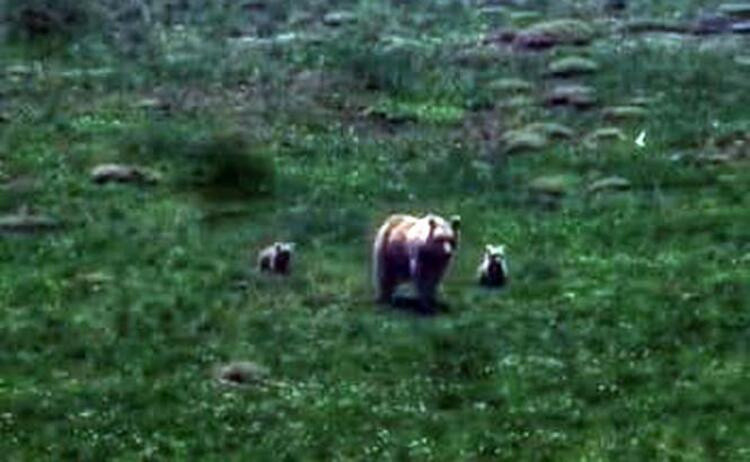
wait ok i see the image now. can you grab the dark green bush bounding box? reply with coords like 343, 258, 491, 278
3, 0, 103, 43
187, 131, 275, 198
121, 123, 275, 199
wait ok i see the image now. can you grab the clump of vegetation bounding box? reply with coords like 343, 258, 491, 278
120, 123, 275, 199
3, 0, 102, 43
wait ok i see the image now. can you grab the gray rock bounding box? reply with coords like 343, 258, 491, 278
544, 84, 596, 109
718, 3, 750, 19
323, 11, 357, 27
619, 19, 691, 34
602, 106, 649, 121
90, 164, 161, 185
487, 78, 534, 94
522, 122, 575, 139
731, 21, 750, 33
587, 176, 631, 193
502, 130, 548, 154
214, 361, 270, 387
583, 127, 627, 148
514, 19, 595, 50
546, 56, 599, 78
529, 174, 580, 196
0, 207, 61, 234
692, 14, 733, 35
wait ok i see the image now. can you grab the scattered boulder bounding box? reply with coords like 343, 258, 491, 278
454, 47, 506, 68
479, 6, 509, 19
584, 127, 627, 145
602, 105, 649, 122
508, 11, 543, 27
587, 176, 631, 193
546, 56, 599, 77
74, 272, 113, 292
514, 19, 595, 50
736, 55, 750, 66
544, 84, 596, 109
90, 164, 161, 185
672, 150, 746, 166
628, 95, 660, 107
502, 129, 548, 154
322, 11, 357, 27
57, 68, 115, 80
5, 64, 37, 78
529, 174, 580, 196
499, 95, 535, 109
134, 98, 168, 111
692, 14, 733, 35
619, 19, 691, 34
487, 78, 534, 94
214, 361, 270, 387
0, 176, 39, 194
718, 3, 750, 19
731, 21, 750, 33
522, 122, 575, 139
0, 207, 61, 234
482, 28, 518, 45
692, 153, 737, 165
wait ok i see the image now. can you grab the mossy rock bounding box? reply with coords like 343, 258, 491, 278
587, 127, 627, 141
628, 96, 660, 107
487, 78, 534, 94
322, 11, 357, 27
454, 47, 507, 68
719, 3, 750, 19
522, 122, 575, 139
368, 100, 465, 125
502, 130, 549, 155
547, 56, 599, 77
90, 163, 161, 185
602, 105, 649, 121
529, 174, 580, 196
214, 361, 270, 387
583, 127, 627, 148
692, 13, 734, 35
515, 19, 596, 50
587, 176, 631, 193
0, 208, 61, 234
479, 6, 509, 19
499, 95, 535, 109
508, 11, 544, 27
544, 84, 596, 109
619, 19, 691, 34
735, 55, 750, 66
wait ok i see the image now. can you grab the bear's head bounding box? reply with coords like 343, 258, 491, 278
483, 244, 508, 276
423, 214, 461, 259
273, 242, 295, 272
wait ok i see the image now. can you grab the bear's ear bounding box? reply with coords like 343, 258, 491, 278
450, 215, 461, 231
275, 243, 282, 252
428, 217, 437, 229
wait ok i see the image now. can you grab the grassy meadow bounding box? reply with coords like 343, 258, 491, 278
1, 0, 749, 459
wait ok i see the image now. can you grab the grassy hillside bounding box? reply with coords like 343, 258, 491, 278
1, 0, 749, 460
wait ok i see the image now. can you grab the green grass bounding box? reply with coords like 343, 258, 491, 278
2, 0, 750, 460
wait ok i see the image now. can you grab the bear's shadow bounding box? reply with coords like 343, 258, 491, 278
382, 295, 450, 317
